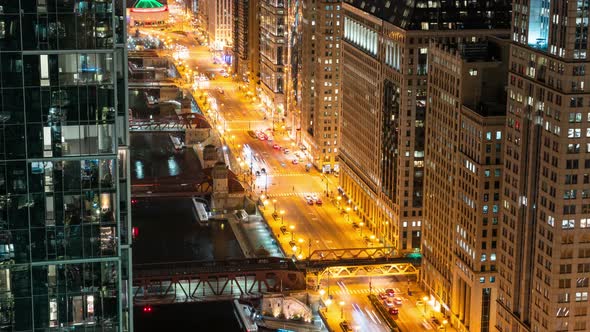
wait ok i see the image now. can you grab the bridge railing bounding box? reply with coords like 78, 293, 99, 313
133, 257, 295, 278
307, 247, 420, 261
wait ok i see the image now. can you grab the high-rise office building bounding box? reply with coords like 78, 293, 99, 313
496, 0, 590, 331
203, 0, 234, 52
233, 0, 260, 83
0, 1, 132, 330
299, 0, 342, 173
339, 0, 510, 250
259, 0, 287, 127
424, 37, 508, 331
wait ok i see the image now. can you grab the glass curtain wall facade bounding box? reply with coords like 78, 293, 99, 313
0, 0, 131, 331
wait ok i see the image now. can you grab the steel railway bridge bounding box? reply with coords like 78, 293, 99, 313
132, 247, 421, 304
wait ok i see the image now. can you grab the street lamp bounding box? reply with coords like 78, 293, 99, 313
336, 195, 342, 209
345, 207, 351, 222
359, 221, 364, 237
325, 298, 332, 312
263, 199, 269, 210
442, 319, 448, 332
279, 209, 285, 225
272, 199, 277, 214
339, 301, 345, 319
422, 296, 429, 316
289, 224, 295, 241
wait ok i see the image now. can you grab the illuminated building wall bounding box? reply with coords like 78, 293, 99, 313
497, 0, 590, 331
299, 0, 343, 173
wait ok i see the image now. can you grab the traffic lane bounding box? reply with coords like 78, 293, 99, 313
312, 199, 366, 248
335, 278, 428, 332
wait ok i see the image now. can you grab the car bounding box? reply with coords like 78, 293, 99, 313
340, 321, 352, 332
311, 193, 318, 201
217, 88, 224, 94
292, 159, 299, 165
261, 168, 266, 174
307, 199, 314, 205
385, 288, 395, 297
384, 299, 394, 307
280, 226, 288, 234
393, 297, 403, 305
304, 194, 313, 201
416, 300, 424, 307
283, 149, 290, 154
222, 72, 230, 78
352, 222, 359, 229
255, 171, 260, 176
272, 144, 281, 150
389, 307, 399, 315
315, 199, 323, 205
378, 293, 387, 300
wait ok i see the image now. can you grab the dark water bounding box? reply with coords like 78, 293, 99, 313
134, 301, 241, 332
132, 197, 244, 264
130, 132, 202, 182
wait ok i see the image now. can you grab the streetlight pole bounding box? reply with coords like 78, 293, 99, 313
290, 225, 295, 242
359, 222, 364, 237
339, 301, 345, 319
272, 199, 277, 214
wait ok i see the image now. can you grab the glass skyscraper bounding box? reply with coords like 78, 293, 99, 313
0, 1, 132, 330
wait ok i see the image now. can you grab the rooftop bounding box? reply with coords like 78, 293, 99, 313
133, 0, 165, 8
343, 0, 511, 30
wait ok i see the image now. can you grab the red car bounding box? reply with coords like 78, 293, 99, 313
315, 199, 323, 205
307, 199, 314, 205
378, 293, 387, 300
272, 144, 281, 150
389, 307, 399, 315
385, 288, 395, 297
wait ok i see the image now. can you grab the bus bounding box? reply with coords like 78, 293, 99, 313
192, 198, 209, 226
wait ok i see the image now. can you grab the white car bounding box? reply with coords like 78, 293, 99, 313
304, 194, 313, 201
311, 193, 318, 201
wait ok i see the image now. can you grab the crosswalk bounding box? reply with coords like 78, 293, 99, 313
265, 192, 322, 198
332, 287, 401, 296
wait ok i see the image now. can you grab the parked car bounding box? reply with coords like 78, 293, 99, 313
389, 307, 399, 315
378, 293, 387, 300
384, 299, 394, 307
292, 159, 299, 165
273, 144, 281, 150
393, 297, 403, 305
307, 199, 314, 205
385, 288, 395, 297
315, 199, 323, 206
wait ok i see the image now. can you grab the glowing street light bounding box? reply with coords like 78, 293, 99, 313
442, 319, 448, 331
279, 209, 285, 225
289, 224, 295, 241
422, 296, 429, 316
359, 221, 364, 237
339, 301, 345, 319
272, 199, 277, 213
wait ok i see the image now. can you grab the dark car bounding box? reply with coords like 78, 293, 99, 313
385, 288, 395, 297
389, 307, 399, 315
340, 321, 352, 332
